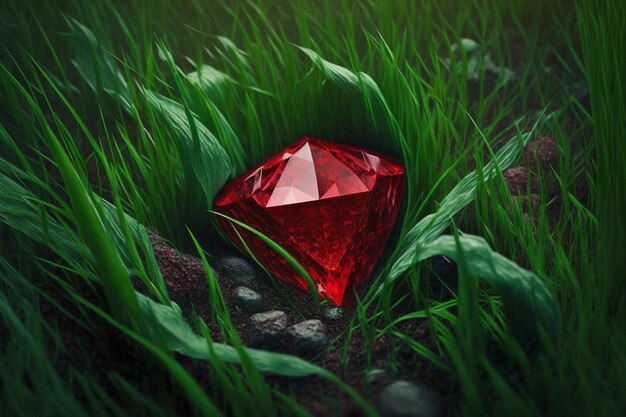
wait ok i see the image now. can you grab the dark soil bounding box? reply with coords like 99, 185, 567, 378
149, 231, 459, 416
33, 269, 186, 413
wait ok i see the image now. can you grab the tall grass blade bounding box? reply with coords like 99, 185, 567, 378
0, 159, 167, 302
577, 0, 626, 308
66, 17, 133, 113
44, 123, 142, 326
186, 64, 234, 100
210, 210, 321, 306
296, 46, 404, 154
143, 90, 233, 208
0, 162, 89, 263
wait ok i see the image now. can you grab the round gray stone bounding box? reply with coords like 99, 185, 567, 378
232, 286, 263, 313
248, 310, 287, 348
219, 256, 258, 288
378, 381, 441, 417
323, 307, 344, 321
286, 319, 329, 358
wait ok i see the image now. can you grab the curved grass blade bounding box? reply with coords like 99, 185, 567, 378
136, 293, 377, 416
43, 121, 142, 327
143, 90, 233, 208
183, 66, 246, 173
210, 210, 322, 306
136, 293, 323, 376
0, 165, 90, 264
74, 294, 224, 417
185, 64, 234, 100
159, 43, 246, 174
296, 46, 405, 154
66, 17, 133, 113
0, 157, 168, 303
390, 234, 559, 342
388, 123, 539, 282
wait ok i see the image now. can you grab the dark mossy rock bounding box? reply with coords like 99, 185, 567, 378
285, 319, 329, 359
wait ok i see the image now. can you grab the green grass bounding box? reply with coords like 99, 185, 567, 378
1, 0, 625, 416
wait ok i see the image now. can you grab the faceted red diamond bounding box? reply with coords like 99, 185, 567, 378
214, 137, 405, 306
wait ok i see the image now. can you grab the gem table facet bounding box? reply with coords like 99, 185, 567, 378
214, 137, 405, 306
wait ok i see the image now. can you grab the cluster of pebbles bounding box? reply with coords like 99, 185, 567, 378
219, 256, 332, 358
146, 237, 444, 416
214, 255, 441, 417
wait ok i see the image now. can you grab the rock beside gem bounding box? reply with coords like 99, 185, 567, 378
323, 307, 344, 321
285, 319, 329, 358
232, 286, 263, 313
218, 256, 258, 289
248, 310, 287, 349
523, 136, 558, 172
503, 166, 539, 194
377, 381, 441, 417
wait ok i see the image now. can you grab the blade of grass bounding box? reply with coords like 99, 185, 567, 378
210, 210, 322, 306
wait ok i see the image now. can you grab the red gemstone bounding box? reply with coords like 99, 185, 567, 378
214, 138, 405, 306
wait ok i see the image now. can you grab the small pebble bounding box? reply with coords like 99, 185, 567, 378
323, 307, 344, 321
232, 286, 263, 313
286, 319, 329, 358
378, 380, 441, 417
219, 256, 258, 289
248, 310, 287, 349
